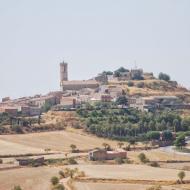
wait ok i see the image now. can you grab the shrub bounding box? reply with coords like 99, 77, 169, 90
52, 184, 65, 190
115, 157, 124, 165
67, 158, 78, 165
158, 72, 170, 81
0, 159, 3, 164
12, 186, 22, 190
51, 176, 59, 186
70, 144, 79, 153
149, 161, 160, 167
127, 81, 134, 87
59, 170, 65, 178
126, 158, 134, 164
174, 135, 186, 149
146, 185, 162, 190
136, 82, 144, 88
178, 171, 186, 183
138, 153, 149, 163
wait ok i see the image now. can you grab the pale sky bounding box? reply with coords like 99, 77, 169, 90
0, 0, 190, 99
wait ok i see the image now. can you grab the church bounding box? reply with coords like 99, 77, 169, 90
60, 61, 99, 91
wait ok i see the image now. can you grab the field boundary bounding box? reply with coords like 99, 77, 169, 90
75, 178, 190, 186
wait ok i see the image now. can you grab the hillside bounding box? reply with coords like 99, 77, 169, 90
109, 79, 190, 102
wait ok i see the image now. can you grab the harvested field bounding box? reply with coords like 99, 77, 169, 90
67, 164, 190, 181
128, 149, 190, 162
0, 139, 44, 155
74, 182, 182, 190
0, 129, 118, 155
0, 167, 59, 190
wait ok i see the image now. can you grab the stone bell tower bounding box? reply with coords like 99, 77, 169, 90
60, 61, 68, 82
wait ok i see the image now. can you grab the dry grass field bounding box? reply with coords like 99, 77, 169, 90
67, 164, 190, 181
0, 139, 44, 155
0, 129, 119, 155
0, 167, 60, 190
0, 164, 190, 190
74, 182, 182, 190
128, 149, 190, 162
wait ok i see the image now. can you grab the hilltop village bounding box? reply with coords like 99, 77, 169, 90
1, 61, 190, 190
1, 60, 190, 117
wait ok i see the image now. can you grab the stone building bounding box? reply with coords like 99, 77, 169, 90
60, 61, 99, 91
60, 80, 99, 91
89, 149, 127, 161
128, 96, 189, 111
60, 61, 68, 81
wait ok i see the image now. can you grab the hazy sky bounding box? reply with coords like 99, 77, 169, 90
0, 0, 190, 99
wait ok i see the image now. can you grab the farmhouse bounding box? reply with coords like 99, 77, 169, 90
89, 149, 127, 161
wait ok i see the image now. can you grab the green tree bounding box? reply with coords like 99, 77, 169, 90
138, 153, 149, 163
51, 176, 59, 186
173, 119, 180, 132
147, 131, 160, 141
162, 130, 173, 141
178, 171, 186, 183
174, 135, 186, 149
70, 144, 77, 153
129, 138, 136, 150
127, 81, 134, 87
59, 170, 65, 178
116, 96, 128, 105
102, 71, 113, 75
115, 67, 129, 73
158, 72, 170, 81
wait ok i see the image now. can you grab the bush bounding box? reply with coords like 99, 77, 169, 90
138, 153, 149, 163
127, 81, 134, 87
12, 186, 22, 190
158, 72, 170, 81
149, 161, 160, 167
136, 82, 144, 88
124, 158, 133, 164
115, 157, 124, 165
67, 158, 78, 165
70, 144, 79, 153
0, 159, 3, 164
51, 176, 59, 186
52, 184, 65, 190
146, 185, 162, 190
178, 171, 186, 183
59, 170, 65, 178
174, 135, 186, 149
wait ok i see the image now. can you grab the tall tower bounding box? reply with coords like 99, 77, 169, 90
60, 61, 68, 82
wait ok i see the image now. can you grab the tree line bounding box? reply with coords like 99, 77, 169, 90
77, 104, 190, 141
